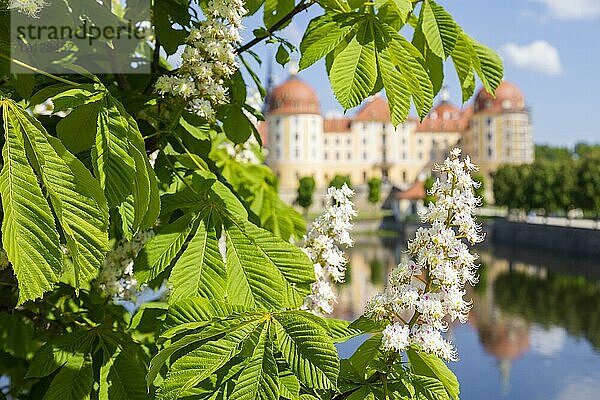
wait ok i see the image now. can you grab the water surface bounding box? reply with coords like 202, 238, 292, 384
335, 234, 600, 400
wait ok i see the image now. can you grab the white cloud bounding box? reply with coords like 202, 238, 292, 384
501, 40, 563, 76
534, 0, 600, 20
556, 377, 600, 400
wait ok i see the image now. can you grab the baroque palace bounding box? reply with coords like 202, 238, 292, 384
261, 71, 534, 202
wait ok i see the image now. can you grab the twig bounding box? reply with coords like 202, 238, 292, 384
236, 0, 314, 54
0, 53, 81, 86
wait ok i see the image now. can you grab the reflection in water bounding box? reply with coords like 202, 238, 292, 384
336, 234, 600, 399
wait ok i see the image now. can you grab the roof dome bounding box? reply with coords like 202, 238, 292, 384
266, 77, 320, 115
474, 81, 526, 113
354, 95, 391, 121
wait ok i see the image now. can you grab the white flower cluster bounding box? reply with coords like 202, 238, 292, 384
365, 149, 483, 361
302, 184, 356, 315
9, 0, 45, 17
97, 231, 154, 301
155, 0, 246, 121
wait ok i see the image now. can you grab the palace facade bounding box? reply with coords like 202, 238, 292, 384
262, 73, 534, 196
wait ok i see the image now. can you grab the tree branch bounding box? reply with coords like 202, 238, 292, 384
235, 0, 314, 54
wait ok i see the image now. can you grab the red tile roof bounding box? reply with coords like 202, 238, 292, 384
395, 181, 426, 200
415, 102, 471, 133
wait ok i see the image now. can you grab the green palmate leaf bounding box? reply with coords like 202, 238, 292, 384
380, 23, 434, 118
37, 84, 106, 111
451, 29, 503, 101
298, 395, 320, 400
216, 157, 305, 240
225, 221, 285, 309
94, 95, 137, 208
450, 33, 477, 103
274, 312, 339, 390
56, 101, 100, 154
276, 44, 290, 67
168, 210, 226, 303
346, 386, 375, 400
99, 344, 148, 400
149, 314, 262, 387
147, 329, 230, 387
26, 331, 95, 378
471, 38, 504, 96
42, 353, 94, 400
257, 193, 306, 241
375, 0, 412, 29
135, 214, 198, 282
157, 318, 264, 400
299, 14, 356, 71
418, 0, 457, 59
129, 302, 168, 333
118, 109, 161, 238
0, 100, 62, 304
279, 371, 300, 400
407, 349, 459, 400
330, 21, 378, 109
135, 212, 200, 283
225, 220, 314, 309
348, 334, 383, 375
411, 374, 450, 400
229, 323, 279, 400
163, 298, 252, 330
0, 313, 35, 358
324, 318, 364, 343
378, 46, 411, 126
18, 113, 109, 288
179, 116, 211, 141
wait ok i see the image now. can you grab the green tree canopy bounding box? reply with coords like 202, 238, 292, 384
329, 175, 352, 190
297, 176, 316, 212
367, 177, 382, 205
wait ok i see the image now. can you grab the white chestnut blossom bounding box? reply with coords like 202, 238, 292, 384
96, 231, 154, 301
9, 0, 45, 17
302, 184, 356, 315
155, 0, 246, 121
382, 323, 410, 353
365, 149, 483, 361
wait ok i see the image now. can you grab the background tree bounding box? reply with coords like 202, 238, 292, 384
535, 144, 572, 162
329, 174, 352, 189
577, 156, 600, 218
551, 160, 577, 215
297, 176, 316, 214
526, 161, 557, 216
367, 177, 382, 207
493, 165, 531, 211
574, 143, 600, 159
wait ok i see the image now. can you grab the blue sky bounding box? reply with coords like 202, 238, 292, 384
241, 0, 600, 147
